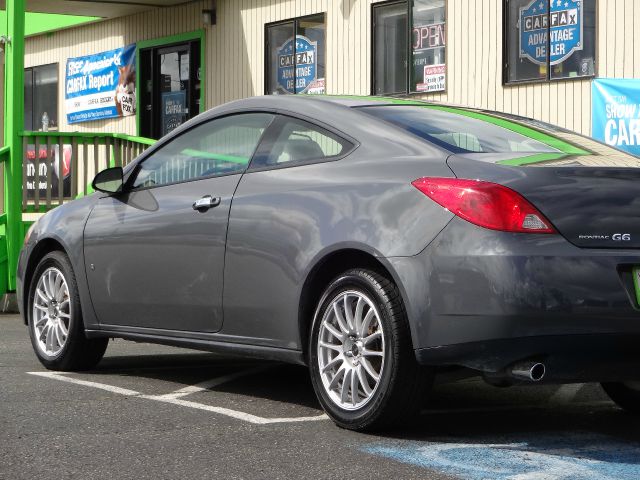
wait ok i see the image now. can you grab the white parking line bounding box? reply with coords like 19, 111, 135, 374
145, 397, 329, 425
151, 366, 273, 400
29, 371, 141, 396
27, 370, 329, 425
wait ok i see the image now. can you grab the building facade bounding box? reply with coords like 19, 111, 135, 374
16, 0, 639, 140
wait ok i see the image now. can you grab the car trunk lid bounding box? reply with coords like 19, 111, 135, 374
447, 152, 640, 249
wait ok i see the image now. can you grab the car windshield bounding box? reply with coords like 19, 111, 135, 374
358, 105, 561, 154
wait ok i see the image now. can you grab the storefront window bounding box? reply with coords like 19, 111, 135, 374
505, 0, 596, 84
372, 0, 446, 95
265, 14, 326, 95
24, 64, 58, 131
411, 0, 446, 93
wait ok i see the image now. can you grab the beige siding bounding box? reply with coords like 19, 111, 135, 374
22, 0, 640, 138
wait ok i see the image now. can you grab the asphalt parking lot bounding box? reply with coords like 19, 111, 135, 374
2, 314, 640, 480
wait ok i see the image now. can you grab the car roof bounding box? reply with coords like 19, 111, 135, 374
206, 94, 432, 113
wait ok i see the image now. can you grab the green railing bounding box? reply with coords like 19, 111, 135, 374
20, 131, 156, 212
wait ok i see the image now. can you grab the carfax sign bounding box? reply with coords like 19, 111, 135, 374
65, 44, 136, 124
277, 35, 321, 94
592, 79, 640, 157
519, 0, 583, 65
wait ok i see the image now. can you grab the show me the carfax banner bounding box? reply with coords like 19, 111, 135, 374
65, 44, 136, 124
592, 79, 640, 156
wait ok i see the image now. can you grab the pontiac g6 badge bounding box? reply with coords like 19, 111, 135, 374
613, 233, 632, 241
578, 234, 632, 241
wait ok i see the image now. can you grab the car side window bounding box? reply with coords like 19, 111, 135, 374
251, 117, 352, 169
131, 113, 274, 189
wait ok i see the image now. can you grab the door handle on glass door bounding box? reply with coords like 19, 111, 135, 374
192, 195, 221, 211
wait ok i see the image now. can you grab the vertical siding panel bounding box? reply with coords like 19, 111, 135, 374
604, 0, 616, 77
460, 0, 470, 106
582, 80, 591, 136
635, 1, 640, 77
487, 0, 497, 111
564, 82, 574, 131
533, 84, 541, 122
623, 0, 633, 77
470, 0, 479, 106
614, 0, 624, 78
548, 82, 557, 126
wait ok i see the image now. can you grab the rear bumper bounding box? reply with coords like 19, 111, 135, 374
387, 218, 640, 374
416, 334, 640, 382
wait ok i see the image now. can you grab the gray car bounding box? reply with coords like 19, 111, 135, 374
18, 95, 640, 431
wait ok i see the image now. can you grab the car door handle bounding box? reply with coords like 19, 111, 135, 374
192, 195, 221, 212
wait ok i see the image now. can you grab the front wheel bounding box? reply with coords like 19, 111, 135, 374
309, 268, 431, 431
602, 382, 640, 414
28, 251, 108, 371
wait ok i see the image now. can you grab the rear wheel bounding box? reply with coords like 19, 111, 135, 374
602, 382, 640, 414
309, 268, 431, 431
28, 251, 108, 371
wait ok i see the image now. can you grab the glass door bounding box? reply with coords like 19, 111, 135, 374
140, 40, 201, 139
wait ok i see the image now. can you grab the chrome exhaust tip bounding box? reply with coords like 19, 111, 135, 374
510, 361, 546, 382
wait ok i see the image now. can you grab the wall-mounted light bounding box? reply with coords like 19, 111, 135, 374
202, 1, 216, 26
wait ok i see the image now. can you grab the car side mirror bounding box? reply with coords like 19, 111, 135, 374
92, 167, 124, 194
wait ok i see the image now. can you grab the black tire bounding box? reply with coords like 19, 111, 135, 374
602, 382, 640, 414
308, 268, 432, 431
27, 251, 108, 371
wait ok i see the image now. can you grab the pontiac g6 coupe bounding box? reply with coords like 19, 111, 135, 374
18, 96, 640, 431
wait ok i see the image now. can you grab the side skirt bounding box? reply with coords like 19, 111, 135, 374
85, 327, 306, 366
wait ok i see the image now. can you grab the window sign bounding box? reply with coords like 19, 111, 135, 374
161, 91, 187, 137
549, 0, 583, 65
266, 14, 326, 95
277, 35, 318, 94
65, 44, 136, 124
519, 0, 548, 66
506, 0, 595, 84
411, 1, 446, 93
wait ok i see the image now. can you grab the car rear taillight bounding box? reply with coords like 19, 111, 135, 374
412, 177, 556, 234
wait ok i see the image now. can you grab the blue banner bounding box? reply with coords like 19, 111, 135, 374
519, 0, 583, 66
277, 35, 318, 94
65, 44, 136, 124
592, 79, 640, 156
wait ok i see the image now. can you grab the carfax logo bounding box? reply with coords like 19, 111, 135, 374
277, 35, 317, 94
519, 0, 583, 66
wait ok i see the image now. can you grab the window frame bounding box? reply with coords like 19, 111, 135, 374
502, 0, 598, 86
24, 62, 59, 132
264, 13, 327, 96
125, 112, 277, 192
370, 0, 448, 96
247, 114, 358, 172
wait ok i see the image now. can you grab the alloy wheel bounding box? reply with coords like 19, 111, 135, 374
317, 290, 386, 411
32, 267, 71, 357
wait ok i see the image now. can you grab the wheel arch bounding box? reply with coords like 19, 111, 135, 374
22, 237, 68, 324
298, 247, 413, 364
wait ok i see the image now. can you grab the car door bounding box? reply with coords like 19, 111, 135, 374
83, 112, 274, 332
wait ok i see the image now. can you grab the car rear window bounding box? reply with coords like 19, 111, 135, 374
358, 105, 560, 154
358, 104, 640, 167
